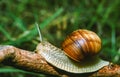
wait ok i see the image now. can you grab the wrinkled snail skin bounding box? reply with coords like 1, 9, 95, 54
36, 29, 109, 73
62, 29, 101, 62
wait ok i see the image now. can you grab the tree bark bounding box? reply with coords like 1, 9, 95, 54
0, 45, 120, 77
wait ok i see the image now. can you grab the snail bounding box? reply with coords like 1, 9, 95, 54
36, 25, 109, 73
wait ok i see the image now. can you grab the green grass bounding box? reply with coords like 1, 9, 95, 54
0, 67, 46, 77
0, 0, 120, 77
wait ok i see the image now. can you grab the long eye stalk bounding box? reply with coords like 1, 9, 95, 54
35, 22, 43, 42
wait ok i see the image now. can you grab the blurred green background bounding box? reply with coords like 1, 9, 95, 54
0, 0, 120, 77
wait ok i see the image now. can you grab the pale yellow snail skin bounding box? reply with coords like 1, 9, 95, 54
36, 29, 109, 73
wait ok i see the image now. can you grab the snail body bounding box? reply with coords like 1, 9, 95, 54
36, 29, 109, 73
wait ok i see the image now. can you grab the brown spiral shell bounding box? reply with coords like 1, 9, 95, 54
62, 29, 101, 62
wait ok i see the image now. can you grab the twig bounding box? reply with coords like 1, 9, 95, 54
0, 45, 120, 77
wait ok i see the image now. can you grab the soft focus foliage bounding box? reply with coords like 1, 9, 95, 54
0, 0, 120, 77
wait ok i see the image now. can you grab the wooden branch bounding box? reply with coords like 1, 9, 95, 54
0, 45, 120, 77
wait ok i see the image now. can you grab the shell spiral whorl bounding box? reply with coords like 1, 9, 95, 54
62, 29, 101, 62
